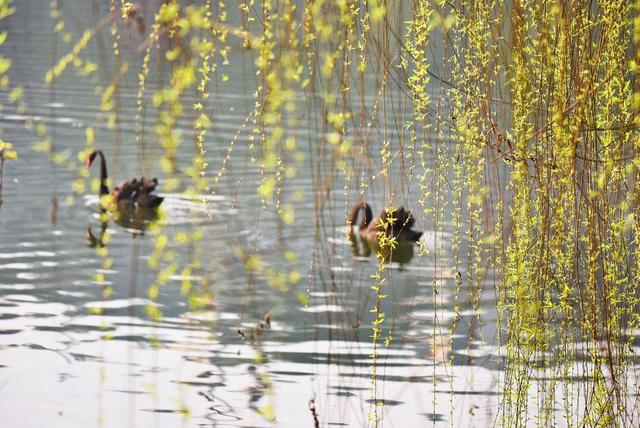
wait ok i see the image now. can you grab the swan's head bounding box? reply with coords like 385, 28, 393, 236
85, 150, 99, 168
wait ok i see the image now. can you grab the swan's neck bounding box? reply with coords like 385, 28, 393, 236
96, 151, 109, 196
349, 202, 373, 231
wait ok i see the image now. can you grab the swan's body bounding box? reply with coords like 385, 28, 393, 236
347, 202, 423, 242
86, 150, 164, 210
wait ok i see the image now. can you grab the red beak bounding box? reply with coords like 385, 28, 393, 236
85, 150, 96, 167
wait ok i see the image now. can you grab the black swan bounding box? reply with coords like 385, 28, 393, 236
347, 202, 422, 242
86, 149, 163, 210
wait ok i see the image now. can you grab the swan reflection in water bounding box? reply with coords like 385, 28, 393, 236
348, 232, 418, 266
86, 205, 161, 248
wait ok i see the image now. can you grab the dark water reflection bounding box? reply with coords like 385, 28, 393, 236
347, 233, 418, 266
0, 1, 502, 427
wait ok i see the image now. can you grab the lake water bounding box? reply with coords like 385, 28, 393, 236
0, 1, 530, 427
